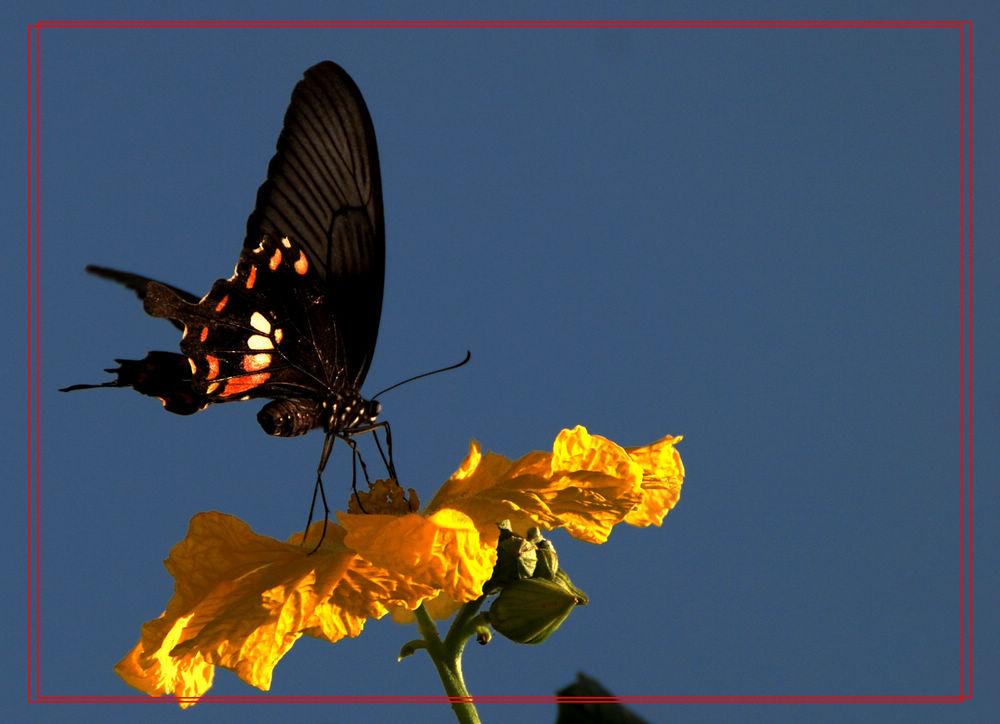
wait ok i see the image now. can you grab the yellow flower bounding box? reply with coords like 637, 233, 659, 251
116, 426, 683, 705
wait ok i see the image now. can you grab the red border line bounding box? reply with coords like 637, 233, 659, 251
961, 19, 972, 702
27, 20, 34, 702
959, 22, 965, 699
967, 19, 973, 700
31, 21, 42, 704
28, 19, 972, 706
31, 20, 969, 28
30, 695, 968, 704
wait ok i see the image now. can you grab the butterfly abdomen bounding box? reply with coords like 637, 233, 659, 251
257, 398, 325, 437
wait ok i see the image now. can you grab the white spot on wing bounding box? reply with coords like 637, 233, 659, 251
247, 334, 273, 350
250, 312, 271, 334
243, 353, 272, 371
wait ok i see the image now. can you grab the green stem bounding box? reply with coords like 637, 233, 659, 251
414, 604, 480, 724
444, 595, 488, 652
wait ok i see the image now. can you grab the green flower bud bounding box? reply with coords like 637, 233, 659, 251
484, 522, 538, 592
487, 577, 582, 645
533, 537, 559, 581
553, 568, 588, 606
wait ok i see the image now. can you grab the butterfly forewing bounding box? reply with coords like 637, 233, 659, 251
246, 61, 384, 387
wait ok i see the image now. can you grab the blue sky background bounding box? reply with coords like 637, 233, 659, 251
7, 4, 998, 723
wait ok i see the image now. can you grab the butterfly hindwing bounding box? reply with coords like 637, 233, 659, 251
60, 351, 209, 415
142, 234, 346, 405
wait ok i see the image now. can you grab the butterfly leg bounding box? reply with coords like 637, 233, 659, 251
303, 431, 335, 553
371, 421, 397, 481
350, 436, 374, 486
341, 435, 371, 514
347, 420, 396, 482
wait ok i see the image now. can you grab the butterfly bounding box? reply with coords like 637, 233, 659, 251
63, 61, 396, 540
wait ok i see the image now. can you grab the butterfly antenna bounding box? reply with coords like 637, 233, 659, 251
371, 350, 471, 400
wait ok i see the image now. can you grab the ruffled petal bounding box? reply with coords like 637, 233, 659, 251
428, 426, 681, 544
117, 513, 366, 703
624, 435, 685, 527
339, 508, 496, 605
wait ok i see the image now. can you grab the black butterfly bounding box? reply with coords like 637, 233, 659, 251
63, 61, 396, 536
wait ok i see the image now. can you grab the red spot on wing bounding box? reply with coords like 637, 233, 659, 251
220, 373, 270, 397
204, 355, 220, 380
269, 249, 282, 270
215, 295, 229, 312
246, 265, 257, 289
199, 327, 209, 342
294, 251, 308, 275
